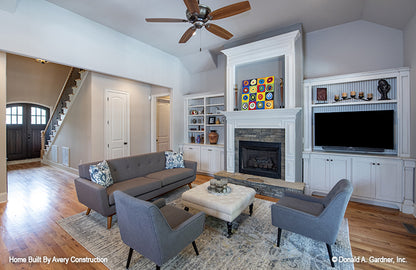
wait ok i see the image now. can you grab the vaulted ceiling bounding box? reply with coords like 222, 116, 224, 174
45, 0, 416, 58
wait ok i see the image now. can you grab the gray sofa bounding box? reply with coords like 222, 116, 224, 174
74, 151, 197, 229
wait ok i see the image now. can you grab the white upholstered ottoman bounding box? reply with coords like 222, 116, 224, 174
182, 182, 256, 237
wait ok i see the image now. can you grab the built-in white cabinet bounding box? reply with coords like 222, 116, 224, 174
303, 68, 415, 213
305, 153, 405, 209
309, 154, 351, 193
352, 157, 403, 202
183, 145, 201, 171
183, 144, 224, 174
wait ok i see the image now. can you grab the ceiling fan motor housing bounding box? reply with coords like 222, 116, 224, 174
186, 5, 211, 26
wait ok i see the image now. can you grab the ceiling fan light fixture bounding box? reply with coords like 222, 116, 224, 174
145, 1, 251, 44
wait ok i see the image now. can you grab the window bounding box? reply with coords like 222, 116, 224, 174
6, 106, 23, 125
31, 106, 47, 125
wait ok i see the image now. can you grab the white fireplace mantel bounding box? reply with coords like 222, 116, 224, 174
220, 29, 303, 183
222, 108, 302, 182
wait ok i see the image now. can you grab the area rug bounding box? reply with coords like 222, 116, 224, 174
58, 188, 353, 270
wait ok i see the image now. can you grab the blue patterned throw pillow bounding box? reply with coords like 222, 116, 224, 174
165, 151, 185, 169
89, 160, 114, 187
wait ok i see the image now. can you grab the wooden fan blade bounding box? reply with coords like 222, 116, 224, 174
179, 27, 196, 43
145, 18, 188, 23
205, 23, 233, 40
183, 0, 199, 14
210, 1, 251, 20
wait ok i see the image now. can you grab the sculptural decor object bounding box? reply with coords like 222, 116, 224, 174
378, 79, 391, 100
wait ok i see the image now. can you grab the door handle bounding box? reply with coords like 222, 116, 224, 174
124, 142, 128, 145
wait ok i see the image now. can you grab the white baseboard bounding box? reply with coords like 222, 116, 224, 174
402, 200, 414, 215
41, 159, 78, 176
0, 192, 7, 203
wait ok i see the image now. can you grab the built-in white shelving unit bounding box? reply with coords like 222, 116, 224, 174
183, 93, 225, 174
303, 67, 415, 214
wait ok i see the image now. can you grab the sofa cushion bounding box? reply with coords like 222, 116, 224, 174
107, 177, 162, 205
146, 168, 194, 186
277, 196, 324, 216
107, 152, 166, 182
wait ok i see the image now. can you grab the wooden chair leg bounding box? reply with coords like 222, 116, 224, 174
126, 247, 133, 269
192, 241, 199, 256
107, 216, 113, 229
188, 183, 192, 189
326, 243, 335, 267
86, 208, 91, 215
277, 228, 282, 247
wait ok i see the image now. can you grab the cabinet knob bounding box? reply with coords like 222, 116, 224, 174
372, 162, 376, 165
326, 159, 330, 161
208, 149, 212, 152
377, 163, 380, 166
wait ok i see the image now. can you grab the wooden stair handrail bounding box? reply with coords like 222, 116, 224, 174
40, 67, 74, 158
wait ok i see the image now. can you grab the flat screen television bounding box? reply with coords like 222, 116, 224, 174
314, 110, 395, 154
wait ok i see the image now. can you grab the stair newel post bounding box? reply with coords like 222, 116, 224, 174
40, 130, 45, 159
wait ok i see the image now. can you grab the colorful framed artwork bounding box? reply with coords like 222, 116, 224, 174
241, 76, 275, 110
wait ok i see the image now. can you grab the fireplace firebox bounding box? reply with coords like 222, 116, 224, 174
239, 140, 281, 179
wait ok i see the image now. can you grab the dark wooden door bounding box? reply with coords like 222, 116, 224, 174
6, 104, 49, 161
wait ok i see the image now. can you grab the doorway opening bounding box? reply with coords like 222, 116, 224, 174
6, 103, 50, 161
151, 94, 171, 152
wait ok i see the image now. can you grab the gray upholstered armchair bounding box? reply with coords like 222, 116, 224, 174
271, 179, 353, 267
114, 190, 205, 270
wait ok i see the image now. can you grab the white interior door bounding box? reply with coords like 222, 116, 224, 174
156, 97, 170, 151
105, 90, 129, 159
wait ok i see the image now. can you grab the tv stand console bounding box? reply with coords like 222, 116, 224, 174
303, 68, 415, 214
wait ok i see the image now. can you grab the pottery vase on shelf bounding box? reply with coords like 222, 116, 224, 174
196, 135, 201, 144
208, 130, 219, 144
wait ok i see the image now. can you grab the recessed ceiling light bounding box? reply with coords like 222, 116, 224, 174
35, 58, 48, 64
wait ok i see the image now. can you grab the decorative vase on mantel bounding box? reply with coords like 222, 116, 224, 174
208, 130, 219, 144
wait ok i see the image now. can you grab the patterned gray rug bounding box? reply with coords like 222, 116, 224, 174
58, 188, 353, 269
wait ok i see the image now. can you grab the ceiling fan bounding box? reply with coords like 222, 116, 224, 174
145, 0, 251, 43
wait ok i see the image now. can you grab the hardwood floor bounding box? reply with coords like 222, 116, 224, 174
1, 163, 415, 269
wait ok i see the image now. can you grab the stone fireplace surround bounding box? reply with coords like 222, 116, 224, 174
236, 129, 285, 179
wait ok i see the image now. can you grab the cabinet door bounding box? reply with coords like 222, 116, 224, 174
183, 145, 200, 170
309, 155, 329, 191
328, 156, 351, 189
375, 159, 403, 202
200, 147, 211, 172
352, 157, 375, 198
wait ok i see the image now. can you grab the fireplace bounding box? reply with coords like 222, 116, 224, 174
239, 140, 281, 179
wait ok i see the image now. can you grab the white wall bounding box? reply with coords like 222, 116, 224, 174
0, 0, 190, 199
403, 11, 416, 213
0, 52, 7, 202
305, 20, 404, 78
404, 13, 416, 159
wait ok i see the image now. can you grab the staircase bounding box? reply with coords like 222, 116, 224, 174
41, 68, 88, 158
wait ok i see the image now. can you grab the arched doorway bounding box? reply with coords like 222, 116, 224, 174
6, 103, 49, 161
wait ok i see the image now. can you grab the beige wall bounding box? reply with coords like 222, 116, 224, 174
48, 71, 152, 168
0, 52, 7, 202
90, 72, 152, 161
6, 54, 70, 109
